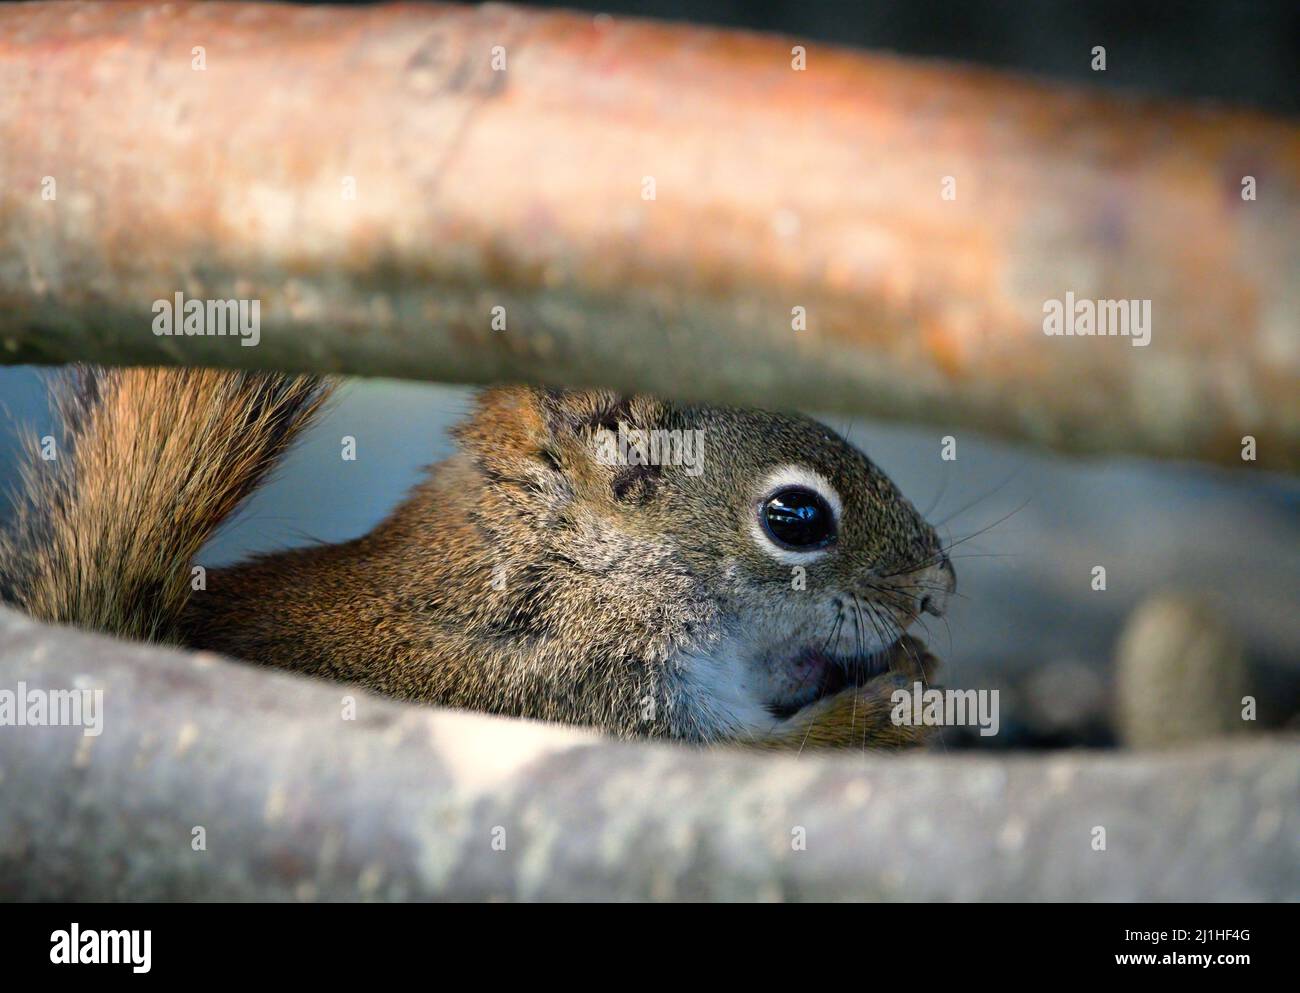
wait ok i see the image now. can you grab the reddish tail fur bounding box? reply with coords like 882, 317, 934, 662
0, 367, 328, 643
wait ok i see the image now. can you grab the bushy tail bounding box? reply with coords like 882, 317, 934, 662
0, 367, 329, 643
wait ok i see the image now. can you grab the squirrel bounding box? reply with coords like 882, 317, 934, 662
0, 367, 955, 750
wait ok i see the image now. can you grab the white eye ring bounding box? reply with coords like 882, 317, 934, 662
747, 466, 842, 564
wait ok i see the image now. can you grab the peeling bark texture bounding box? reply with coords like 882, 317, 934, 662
0, 2, 1297, 469
0, 607, 1296, 901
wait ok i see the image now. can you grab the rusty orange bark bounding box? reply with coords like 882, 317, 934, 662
0, 2, 1296, 469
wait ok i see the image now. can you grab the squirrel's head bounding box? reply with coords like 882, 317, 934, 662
448, 386, 954, 745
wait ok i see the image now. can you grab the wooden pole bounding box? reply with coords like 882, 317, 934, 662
0, 2, 1296, 468
1, 606, 1295, 900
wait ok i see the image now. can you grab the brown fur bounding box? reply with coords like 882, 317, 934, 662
0, 367, 328, 642
2, 368, 952, 750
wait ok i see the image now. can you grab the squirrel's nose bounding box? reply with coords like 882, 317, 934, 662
917, 555, 955, 617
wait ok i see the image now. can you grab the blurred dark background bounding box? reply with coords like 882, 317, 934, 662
506, 0, 1300, 114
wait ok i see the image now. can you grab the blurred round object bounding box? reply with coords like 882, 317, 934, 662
1115, 593, 1249, 749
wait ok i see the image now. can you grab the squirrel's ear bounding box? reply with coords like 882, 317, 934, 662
450, 387, 561, 499
452, 386, 661, 486
452, 386, 550, 461
534, 390, 670, 504
452, 384, 665, 499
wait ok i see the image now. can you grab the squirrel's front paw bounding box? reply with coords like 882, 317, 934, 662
880, 633, 941, 685
748, 635, 943, 751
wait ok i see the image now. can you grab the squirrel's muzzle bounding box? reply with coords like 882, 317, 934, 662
918, 554, 956, 618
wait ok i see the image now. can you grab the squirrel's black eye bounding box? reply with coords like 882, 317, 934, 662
761, 486, 836, 550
